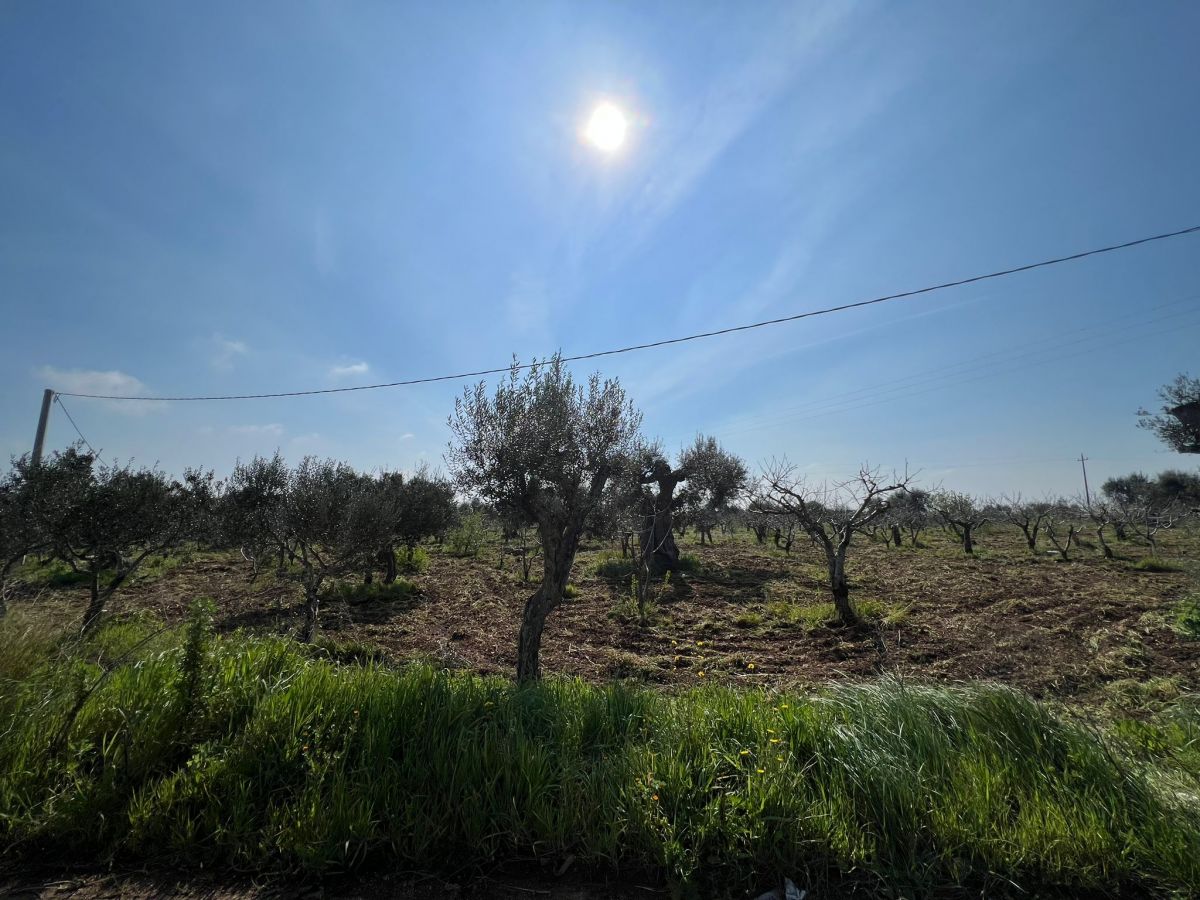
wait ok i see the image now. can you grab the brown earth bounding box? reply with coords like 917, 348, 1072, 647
0, 866, 664, 899
14, 524, 1199, 709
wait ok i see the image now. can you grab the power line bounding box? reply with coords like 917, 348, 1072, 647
683, 300, 1200, 440
53, 395, 103, 462
53, 223, 1200, 403
690, 312, 1200, 443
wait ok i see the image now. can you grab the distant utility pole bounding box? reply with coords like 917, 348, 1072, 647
31, 388, 54, 466
1078, 452, 1091, 508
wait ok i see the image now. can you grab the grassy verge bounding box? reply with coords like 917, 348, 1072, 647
0, 609, 1197, 898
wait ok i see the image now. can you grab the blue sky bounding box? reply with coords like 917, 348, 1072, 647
2, 0, 1198, 496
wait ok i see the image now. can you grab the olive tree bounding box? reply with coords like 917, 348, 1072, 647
30, 450, 215, 633
757, 462, 913, 627
0, 453, 69, 616
223, 452, 290, 579
629, 434, 746, 575
368, 466, 457, 583
931, 491, 989, 554
448, 356, 641, 681
1042, 499, 1084, 561
1137, 374, 1200, 454
286, 459, 400, 641
1088, 499, 1122, 559
226, 456, 399, 640
999, 494, 1054, 552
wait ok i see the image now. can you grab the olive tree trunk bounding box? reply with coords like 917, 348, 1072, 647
516, 532, 578, 682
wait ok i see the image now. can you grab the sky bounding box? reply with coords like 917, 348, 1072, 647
2, 0, 1198, 497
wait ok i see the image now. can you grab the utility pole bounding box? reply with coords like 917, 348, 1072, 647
32, 388, 54, 466
1078, 452, 1091, 508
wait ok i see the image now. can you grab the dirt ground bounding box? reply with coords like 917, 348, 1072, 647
0, 867, 666, 900
14, 523, 1199, 710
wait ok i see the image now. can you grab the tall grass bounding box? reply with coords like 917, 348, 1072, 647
0, 611, 1197, 897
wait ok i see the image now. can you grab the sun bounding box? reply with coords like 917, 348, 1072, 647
584, 102, 628, 153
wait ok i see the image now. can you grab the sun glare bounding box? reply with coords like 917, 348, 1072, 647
584, 102, 628, 153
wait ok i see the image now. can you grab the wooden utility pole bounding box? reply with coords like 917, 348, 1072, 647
1078, 453, 1091, 508
32, 388, 54, 466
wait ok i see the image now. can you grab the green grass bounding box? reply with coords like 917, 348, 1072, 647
14, 553, 186, 589
395, 545, 430, 574
1176, 596, 1200, 640
1, 612, 1198, 898
325, 578, 418, 605
765, 597, 902, 629
591, 551, 635, 579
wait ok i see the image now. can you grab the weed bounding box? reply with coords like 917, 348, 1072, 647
396, 546, 430, 574
326, 579, 418, 605
1176, 596, 1200, 640
0, 621, 1196, 897
448, 512, 486, 557
733, 611, 763, 629
592, 551, 634, 579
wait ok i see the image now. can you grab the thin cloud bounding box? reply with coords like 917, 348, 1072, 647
627, 4, 853, 245
329, 361, 369, 378
38, 366, 166, 416
210, 334, 249, 372
229, 423, 284, 437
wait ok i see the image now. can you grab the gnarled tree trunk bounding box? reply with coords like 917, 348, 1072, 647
299, 570, 322, 643
639, 487, 681, 577
829, 545, 859, 627
516, 532, 577, 682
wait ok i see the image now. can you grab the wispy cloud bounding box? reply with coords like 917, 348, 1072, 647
229, 423, 284, 437
329, 361, 369, 378
39, 366, 165, 416
626, 4, 854, 246
399, 432, 414, 441
210, 334, 248, 372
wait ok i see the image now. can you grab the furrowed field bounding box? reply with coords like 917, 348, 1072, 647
2, 518, 1198, 899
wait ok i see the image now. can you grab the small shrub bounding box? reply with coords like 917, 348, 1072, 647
178, 597, 216, 715
592, 551, 634, 579
396, 545, 430, 574
563, 583, 581, 599
1134, 556, 1181, 573
326, 579, 417, 605
310, 636, 390, 666
448, 512, 486, 557
1174, 597, 1200, 640
766, 599, 829, 629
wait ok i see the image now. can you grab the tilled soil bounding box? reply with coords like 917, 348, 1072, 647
19, 527, 1198, 707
